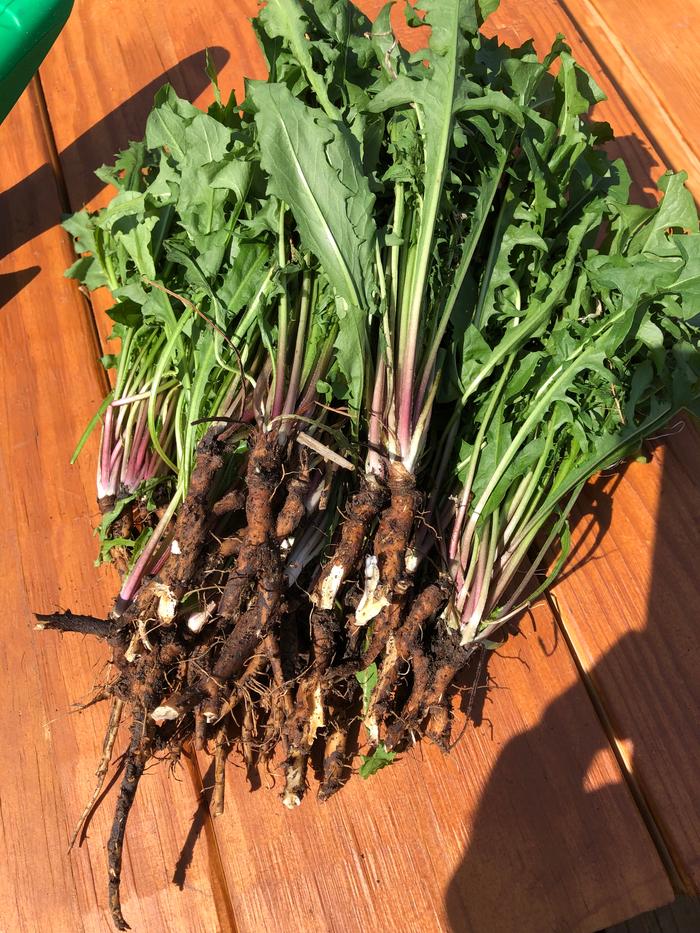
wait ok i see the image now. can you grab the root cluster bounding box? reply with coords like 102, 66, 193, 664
38, 429, 472, 929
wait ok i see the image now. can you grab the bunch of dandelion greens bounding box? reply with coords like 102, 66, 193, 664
38, 0, 700, 928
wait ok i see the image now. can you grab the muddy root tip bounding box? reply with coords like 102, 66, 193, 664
109, 897, 130, 932
33, 610, 112, 640
317, 782, 341, 803
426, 730, 451, 753
282, 751, 308, 809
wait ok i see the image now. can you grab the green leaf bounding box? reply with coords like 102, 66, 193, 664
183, 112, 232, 165
250, 81, 377, 416
107, 298, 144, 327
258, 0, 342, 120
355, 662, 378, 716
205, 48, 223, 104
628, 172, 698, 256
114, 213, 159, 279
359, 742, 396, 778
95, 141, 149, 192
62, 209, 99, 255
145, 85, 201, 161
250, 82, 377, 311
220, 240, 273, 314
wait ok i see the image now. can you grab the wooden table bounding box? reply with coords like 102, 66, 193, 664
0, 1, 698, 930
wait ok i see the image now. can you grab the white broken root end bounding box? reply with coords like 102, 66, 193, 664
355, 555, 389, 626
364, 636, 397, 743
124, 633, 142, 663
187, 600, 216, 634
138, 617, 154, 652
307, 681, 325, 746
365, 714, 380, 746
150, 704, 180, 722
282, 761, 305, 809
405, 547, 419, 574
153, 583, 178, 625
315, 563, 345, 611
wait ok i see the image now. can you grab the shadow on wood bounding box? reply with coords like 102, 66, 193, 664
0, 267, 40, 310
0, 47, 229, 259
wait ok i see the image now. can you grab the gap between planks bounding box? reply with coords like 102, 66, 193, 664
29, 69, 240, 932
30, 73, 108, 395
557, 0, 700, 198
546, 589, 687, 895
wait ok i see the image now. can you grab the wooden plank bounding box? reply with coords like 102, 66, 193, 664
550, 430, 700, 893
483, 0, 700, 894
606, 895, 700, 933
0, 82, 233, 932
557, 0, 700, 199
36, 0, 679, 928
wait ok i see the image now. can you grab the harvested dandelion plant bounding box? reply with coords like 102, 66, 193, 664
41, 0, 700, 927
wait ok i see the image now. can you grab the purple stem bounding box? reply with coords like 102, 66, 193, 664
367, 357, 386, 474
297, 332, 336, 417
282, 268, 312, 420
122, 406, 150, 490
461, 528, 489, 623
116, 493, 181, 609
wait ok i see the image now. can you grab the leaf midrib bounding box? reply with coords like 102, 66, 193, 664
274, 97, 361, 309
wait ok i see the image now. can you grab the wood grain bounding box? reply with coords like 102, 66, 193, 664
558, 0, 700, 199
0, 81, 233, 932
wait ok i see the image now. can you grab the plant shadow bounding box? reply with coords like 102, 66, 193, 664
445, 416, 700, 930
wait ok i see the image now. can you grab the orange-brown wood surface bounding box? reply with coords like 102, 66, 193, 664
557, 0, 700, 199
2, 0, 698, 929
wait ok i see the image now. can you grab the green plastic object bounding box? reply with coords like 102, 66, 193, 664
0, 0, 73, 125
